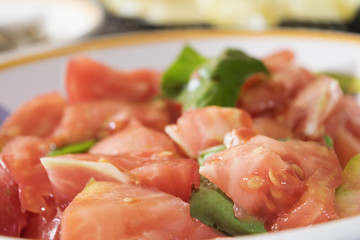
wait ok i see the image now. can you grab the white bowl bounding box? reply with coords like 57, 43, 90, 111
1, 28, 360, 240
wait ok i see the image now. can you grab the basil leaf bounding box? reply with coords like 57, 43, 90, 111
178, 49, 269, 110
47, 139, 96, 156
161, 45, 207, 99
324, 135, 334, 148
317, 72, 360, 94
190, 188, 266, 236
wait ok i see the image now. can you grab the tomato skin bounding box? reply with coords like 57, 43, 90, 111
66, 56, 160, 103
0, 92, 65, 149
61, 182, 220, 240
0, 164, 27, 237
1, 136, 52, 213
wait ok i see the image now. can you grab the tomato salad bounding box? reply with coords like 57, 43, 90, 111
1, 46, 360, 239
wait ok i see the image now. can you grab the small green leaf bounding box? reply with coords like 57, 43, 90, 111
324, 135, 334, 148
177, 48, 269, 110
47, 139, 96, 156
190, 188, 266, 236
335, 154, 360, 217
161, 45, 207, 99
198, 145, 226, 166
317, 72, 360, 94
337, 153, 360, 189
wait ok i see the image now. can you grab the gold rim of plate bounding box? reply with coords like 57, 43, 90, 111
1, 28, 360, 71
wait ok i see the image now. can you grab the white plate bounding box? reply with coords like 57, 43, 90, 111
1, 28, 360, 239
0, 0, 103, 52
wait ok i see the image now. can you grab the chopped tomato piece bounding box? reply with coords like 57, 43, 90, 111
200, 135, 342, 229
48, 100, 176, 147
66, 56, 160, 103
165, 106, 253, 158
61, 182, 220, 240
285, 76, 343, 139
253, 117, 293, 140
269, 169, 338, 230
0, 92, 65, 149
42, 153, 199, 205
0, 164, 26, 237
129, 158, 200, 201
224, 127, 257, 148
262, 49, 295, 72
90, 121, 178, 155
238, 50, 314, 117
325, 96, 360, 168
41, 156, 130, 209
21, 199, 61, 240
1, 136, 52, 213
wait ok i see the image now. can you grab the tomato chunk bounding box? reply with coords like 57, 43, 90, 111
165, 106, 252, 158
90, 121, 178, 155
285, 76, 343, 139
21, 199, 61, 240
41, 156, 130, 209
42, 153, 199, 205
48, 100, 176, 147
1, 136, 52, 213
61, 182, 220, 240
0, 164, 26, 237
0, 92, 65, 149
200, 135, 342, 229
238, 55, 314, 117
66, 56, 160, 103
325, 96, 360, 168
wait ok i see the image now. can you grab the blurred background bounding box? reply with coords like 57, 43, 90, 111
1, 0, 360, 55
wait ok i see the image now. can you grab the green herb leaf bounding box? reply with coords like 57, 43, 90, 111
198, 145, 226, 166
317, 72, 360, 94
47, 139, 96, 156
324, 135, 334, 148
190, 188, 266, 236
161, 45, 208, 99
335, 154, 360, 217
278, 137, 290, 142
177, 48, 269, 110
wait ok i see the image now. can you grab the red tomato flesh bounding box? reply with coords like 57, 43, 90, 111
1, 136, 52, 213
200, 135, 342, 229
48, 100, 176, 147
66, 56, 160, 103
42, 153, 199, 207
90, 121, 178, 155
0, 92, 65, 149
0, 164, 26, 237
165, 106, 253, 158
61, 182, 220, 240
